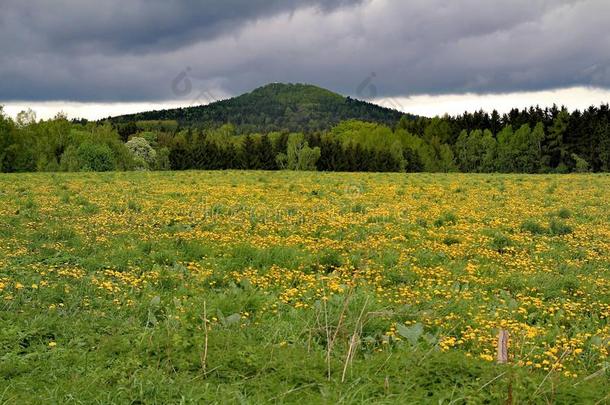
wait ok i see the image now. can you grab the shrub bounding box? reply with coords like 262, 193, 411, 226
126, 137, 157, 170
59, 146, 80, 171
572, 153, 589, 173
155, 147, 171, 171
284, 134, 321, 171
76, 141, 116, 172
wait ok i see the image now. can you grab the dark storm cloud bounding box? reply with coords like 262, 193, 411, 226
1, 0, 609, 102
1, 0, 360, 54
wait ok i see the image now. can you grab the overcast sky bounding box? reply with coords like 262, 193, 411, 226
2, 0, 610, 119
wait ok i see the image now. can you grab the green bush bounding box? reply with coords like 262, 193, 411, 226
155, 147, 171, 171
76, 141, 116, 172
283, 134, 321, 171
126, 137, 157, 170
571, 153, 590, 173
59, 146, 80, 171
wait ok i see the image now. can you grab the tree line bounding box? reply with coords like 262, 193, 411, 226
1, 103, 609, 174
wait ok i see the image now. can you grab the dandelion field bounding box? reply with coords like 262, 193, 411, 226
0, 171, 608, 403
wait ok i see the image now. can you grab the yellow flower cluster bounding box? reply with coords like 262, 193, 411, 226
0, 171, 608, 377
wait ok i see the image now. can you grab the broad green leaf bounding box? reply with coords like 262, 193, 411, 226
396, 322, 423, 345
224, 313, 241, 326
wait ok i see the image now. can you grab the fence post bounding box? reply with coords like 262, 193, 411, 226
497, 329, 509, 364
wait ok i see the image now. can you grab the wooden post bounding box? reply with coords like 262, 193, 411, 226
497, 329, 509, 364
497, 329, 512, 404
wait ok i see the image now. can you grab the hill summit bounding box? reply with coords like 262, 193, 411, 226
110, 83, 411, 133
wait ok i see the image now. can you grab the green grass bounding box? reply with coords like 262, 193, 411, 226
0, 171, 608, 404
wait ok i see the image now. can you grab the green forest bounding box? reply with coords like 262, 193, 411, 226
2, 83, 610, 174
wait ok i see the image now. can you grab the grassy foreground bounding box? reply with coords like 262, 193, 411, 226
0, 171, 608, 404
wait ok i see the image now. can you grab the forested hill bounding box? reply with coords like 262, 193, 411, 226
109, 83, 411, 133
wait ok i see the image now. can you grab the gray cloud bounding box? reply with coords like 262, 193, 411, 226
1, 0, 609, 102
1, 0, 360, 53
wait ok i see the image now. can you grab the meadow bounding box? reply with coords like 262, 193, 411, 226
0, 171, 608, 404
